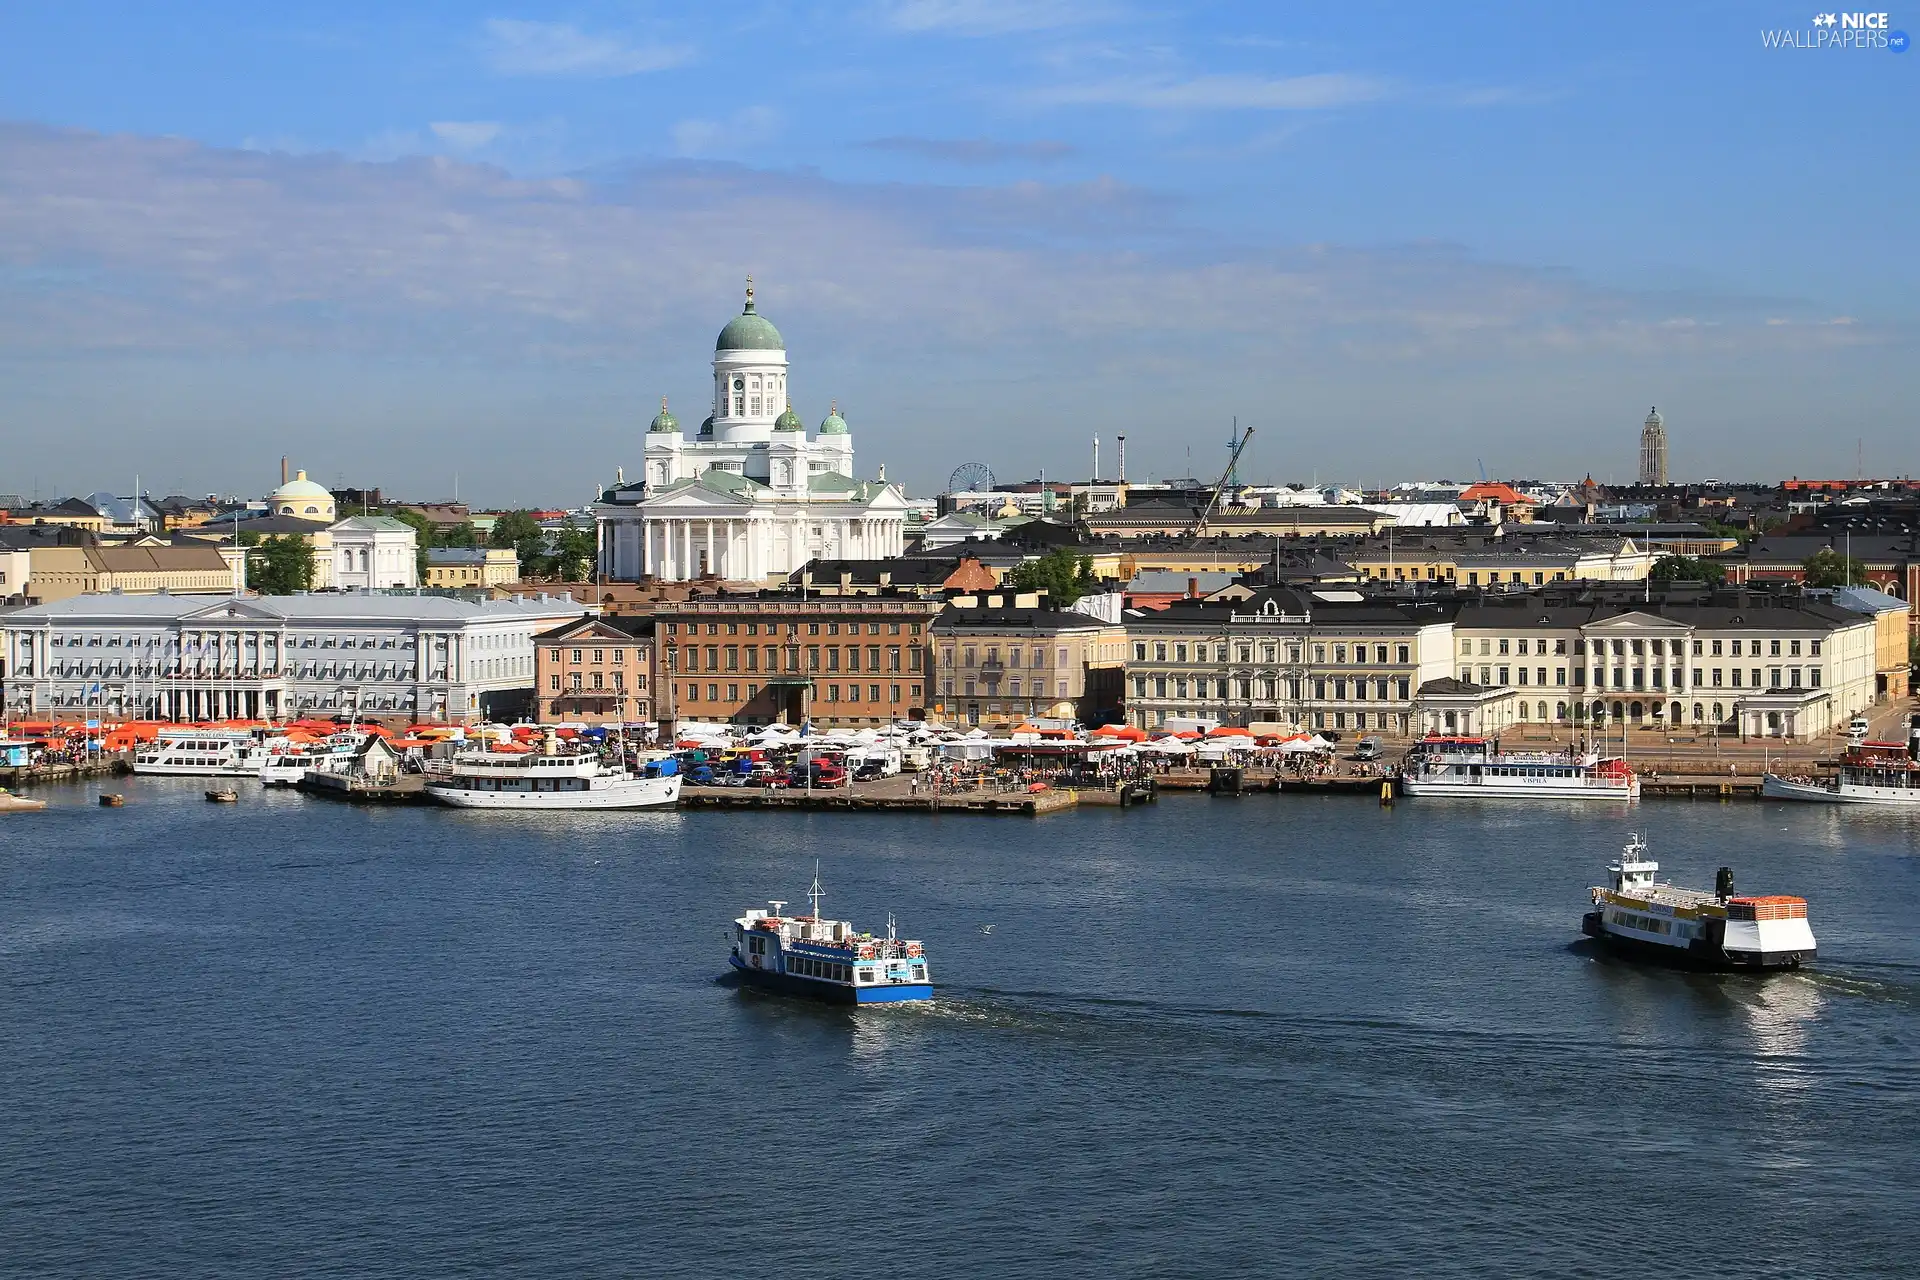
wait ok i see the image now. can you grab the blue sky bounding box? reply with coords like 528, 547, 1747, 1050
0, 1, 1913, 503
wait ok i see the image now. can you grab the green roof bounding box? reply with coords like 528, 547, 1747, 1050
773, 406, 804, 432
818, 406, 848, 435
649, 400, 680, 433
716, 287, 784, 351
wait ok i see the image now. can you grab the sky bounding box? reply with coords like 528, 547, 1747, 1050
0, 1, 1913, 505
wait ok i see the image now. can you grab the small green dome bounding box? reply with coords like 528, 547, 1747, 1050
773, 406, 804, 432
715, 280, 784, 352
818, 403, 848, 435
648, 399, 679, 434
699, 415, 714, 436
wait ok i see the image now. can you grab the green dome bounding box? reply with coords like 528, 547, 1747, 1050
715, 281, 784, 351
818, 404, 848, 435
648, 399, 679, 434
773, 406, 805, 432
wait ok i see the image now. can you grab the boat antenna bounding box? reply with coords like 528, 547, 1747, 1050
808, 859, 824, 921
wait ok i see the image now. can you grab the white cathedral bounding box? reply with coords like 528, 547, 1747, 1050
594, 282, 910, 583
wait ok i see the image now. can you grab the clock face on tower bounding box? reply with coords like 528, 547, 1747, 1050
733, 377, 744, 391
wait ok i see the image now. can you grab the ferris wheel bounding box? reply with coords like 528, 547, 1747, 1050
947, 462, 996, 494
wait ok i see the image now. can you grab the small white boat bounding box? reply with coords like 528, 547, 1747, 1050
728, 867, 933, 1005
259, 733, 365, 787
424, 728, 679, 810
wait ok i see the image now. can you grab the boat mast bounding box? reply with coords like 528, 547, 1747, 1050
808, 859, 824, 921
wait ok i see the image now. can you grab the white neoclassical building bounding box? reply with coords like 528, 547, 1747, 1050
595, 283, 910, 583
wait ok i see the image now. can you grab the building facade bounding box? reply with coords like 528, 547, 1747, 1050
595, 284, 910, 584
931, 606, 1127, 729
534, 616, 654, 724
1121, 587, 1457, 735
331, 516, 419, 591
2, 593, 585, 724
655, 594, 939, 729
426, 547, 520, 589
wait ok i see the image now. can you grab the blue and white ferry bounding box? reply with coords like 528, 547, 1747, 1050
728, 871, 933, 1005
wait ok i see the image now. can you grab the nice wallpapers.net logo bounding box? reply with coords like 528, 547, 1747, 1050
1762, 11, 1910, 48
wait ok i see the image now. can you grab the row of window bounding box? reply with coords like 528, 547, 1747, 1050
667, 620, 921, 638
547, 647, 635, 665
942, 679, 1073, 699
550, 671, 643, 692
1132, 640, 1414, 666
1131, 708, 1402, 732
1463, 636, 1822, 659
681, 683, 922, 705
1131, 675, 1414, 703
1463, 665, 1822, 691
943, 646, 1071, 669
674, 645, 918, 675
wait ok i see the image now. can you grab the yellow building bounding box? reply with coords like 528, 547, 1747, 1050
24, 544, 238, 603
426, 547, 521, 588
931, 604, 1128, 728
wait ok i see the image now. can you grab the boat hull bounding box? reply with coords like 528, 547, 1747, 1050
133, 761, 266, 777
728, 955, 933, 1005
1762, 773, 1920, 805
1401, 778, 1638, 800
1580, 911, 1813, 971
426, 776, 681, 810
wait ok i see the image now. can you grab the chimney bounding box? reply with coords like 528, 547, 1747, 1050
1187, 576, 1198, 598
281, 456, 289, 485
1092, 435, 1100, 482
1117, 435, 1126, 482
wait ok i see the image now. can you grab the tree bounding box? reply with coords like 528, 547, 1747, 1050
438, 521, 480, 549
1648, 554, 1726, 585
1004, 547, 1097, 606
551, 527, 597, 581
248, 535, 315, 595
1801, 547, 1868, 587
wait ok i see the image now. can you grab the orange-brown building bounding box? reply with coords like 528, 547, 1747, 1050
656, 593, 941, 729
534, 615, 655, 724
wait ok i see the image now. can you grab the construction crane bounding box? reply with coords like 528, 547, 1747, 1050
1193, 425, 1254, 536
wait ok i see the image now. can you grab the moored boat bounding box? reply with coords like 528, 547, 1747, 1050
423, 728, 679, 810
728, 869, 932, 1005
134, 730, 279, 777
1581, 835, 1815, 971
1399, 736, 1638, 800
1762, 725, 1920, 805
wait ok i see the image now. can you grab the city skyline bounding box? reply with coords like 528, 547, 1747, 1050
1, 2, 1913, 503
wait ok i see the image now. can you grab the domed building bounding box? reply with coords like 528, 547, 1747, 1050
270, 470, 337, 521
594, 281, 909, 582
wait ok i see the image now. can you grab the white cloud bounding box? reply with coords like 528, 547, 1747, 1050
876, 0, 1113, 36
481, 18, 692, 77
1036, 71, 1392, 110
429, 120, 503, 151
671, 108, 781, 157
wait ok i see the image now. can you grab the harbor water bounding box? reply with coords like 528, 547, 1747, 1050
3, 780, 1917, 1277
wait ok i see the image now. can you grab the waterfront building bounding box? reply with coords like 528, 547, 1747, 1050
425, 547, 520, 589
931, 605, 1127, 729
329, 516, 419, 591
1447, 585, 1878, 739
1121, 587, 1457, 735
2, 592, 585, 723
1347, 529, 1654, 587
594, 283, 911, 584
1085, 501, 1392, 540
654, 593, 939, 729
5, 532, 238, 604
1638, 407, 1669, 486
534, 615, 655, 724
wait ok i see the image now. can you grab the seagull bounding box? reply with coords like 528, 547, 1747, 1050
978, 924, 994, 935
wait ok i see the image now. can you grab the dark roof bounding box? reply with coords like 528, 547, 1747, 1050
534, 615, 654, 643
1417, 677, 1489, 696
790, 557, 960, 586
933, 606, 1113, 633
0, 524, 95, 549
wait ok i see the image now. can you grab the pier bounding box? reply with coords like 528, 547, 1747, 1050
680, 775, 1155, 816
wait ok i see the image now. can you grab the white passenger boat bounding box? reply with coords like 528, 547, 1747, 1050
133, 730, 280, 777
1762, 729, 1920, 806
1581, 835, 1816, 970
424, 730, 680, 810
1398, 736, 1638, 800
728, 867, 933, 1005
258, 733, 365, 787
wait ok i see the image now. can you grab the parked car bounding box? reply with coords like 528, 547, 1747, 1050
1353, 736, 1383, 762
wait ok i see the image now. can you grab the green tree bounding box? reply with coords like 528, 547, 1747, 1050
438, 520, 480, 549
490, 510, 558, 576
248, 535, 316, 595
551, 527, 597, 581
1648, 554, 1726, 584
1801, 547, 1868, 587
1004, 547, 1097, 606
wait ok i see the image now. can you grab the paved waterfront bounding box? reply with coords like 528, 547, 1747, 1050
3, 777, 1918, 1277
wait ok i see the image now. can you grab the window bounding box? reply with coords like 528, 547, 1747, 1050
1134, 642, 1147, 661
1810, 639, 1822, 656
549, 648, 561, 662
870, 685, 882, 703
1397, 645, 1410, 664
1499, 639, 1510, 656
549, 675, 560, 691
